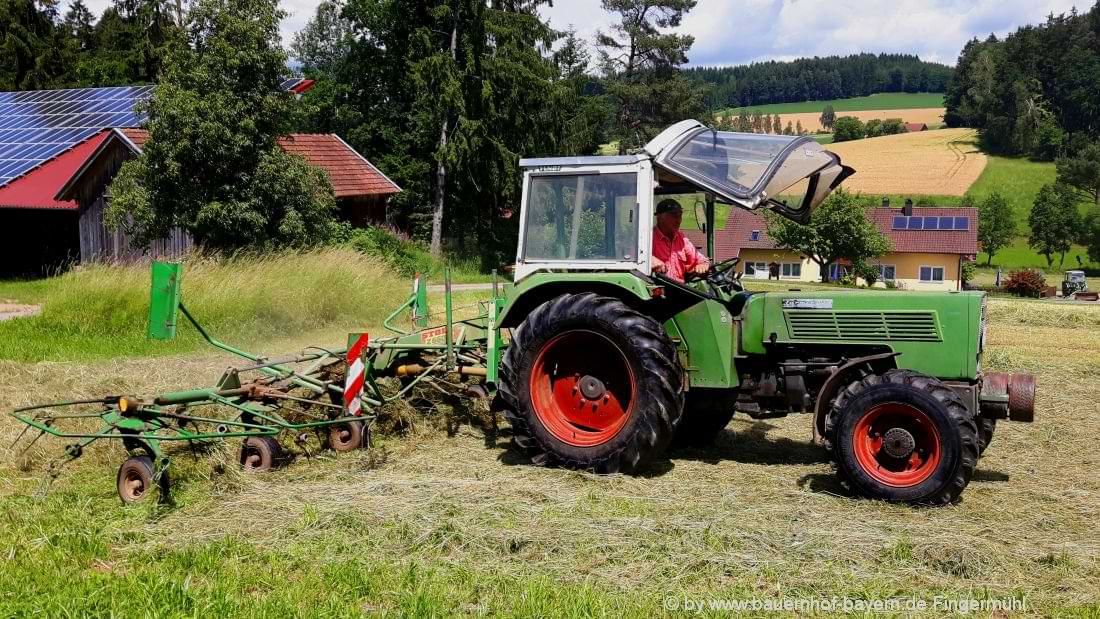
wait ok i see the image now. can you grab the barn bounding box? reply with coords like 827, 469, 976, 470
0, 83, 399, 276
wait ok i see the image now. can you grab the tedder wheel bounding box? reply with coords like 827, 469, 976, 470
977, 417, 996, 456
497, 293, 683, 474
671, 390, 735, 448
827, 369, 978, 505
239, 436, 283, 472
328, 420, 367, 452
116, 455, 169, 504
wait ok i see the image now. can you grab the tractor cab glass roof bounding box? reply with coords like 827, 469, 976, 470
645, 120, 853, 223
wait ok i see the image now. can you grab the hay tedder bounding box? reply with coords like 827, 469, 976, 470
11, 120, 1036, 506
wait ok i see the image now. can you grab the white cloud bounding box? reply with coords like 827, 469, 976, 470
75, 0, 1088, 65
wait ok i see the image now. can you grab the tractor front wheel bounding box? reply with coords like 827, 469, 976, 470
498, 293, 683, 474
827, 369, 978, 505
240, 436, 283, 472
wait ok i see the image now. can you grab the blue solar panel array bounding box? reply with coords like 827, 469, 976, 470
0, 85, 155, 187
891, 215, 970, 231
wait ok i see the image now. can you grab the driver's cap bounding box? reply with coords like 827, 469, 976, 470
656, 199, 683, 214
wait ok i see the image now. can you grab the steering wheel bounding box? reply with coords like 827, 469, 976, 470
705, 256, 744, 295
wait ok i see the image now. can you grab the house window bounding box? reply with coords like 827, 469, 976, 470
744, 261, 768, 278
750, 229, 761, 241
919, 265, 945, 282
781, 262, 801, 278
829, 263, 850, 280
878, 264, 896, 281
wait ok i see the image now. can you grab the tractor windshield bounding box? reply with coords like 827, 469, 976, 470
647, 121, 853, 223
521, 172, 639, 262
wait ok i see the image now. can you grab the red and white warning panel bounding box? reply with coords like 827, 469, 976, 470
344, 333, 369, 416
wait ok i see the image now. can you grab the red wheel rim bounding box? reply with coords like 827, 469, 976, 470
528, 330, 636, 447
852, 402, 942, 487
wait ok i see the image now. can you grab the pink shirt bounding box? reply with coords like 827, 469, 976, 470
652, 227, 706, 282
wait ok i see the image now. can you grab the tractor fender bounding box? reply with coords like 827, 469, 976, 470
497, 272, 654, 329
811, 351, 900, 445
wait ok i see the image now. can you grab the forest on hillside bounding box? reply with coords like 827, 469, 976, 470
944, 3, 1100, 159
685, 54, 953, 111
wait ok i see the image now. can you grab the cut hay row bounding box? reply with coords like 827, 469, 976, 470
827, 128, 987, 196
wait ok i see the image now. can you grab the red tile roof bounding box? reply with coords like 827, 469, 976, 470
905, 123, 928, 132
111, 130, 399, 199
277, 134, 400, 197
0, 130, 110, 210
688, 206, 977, 261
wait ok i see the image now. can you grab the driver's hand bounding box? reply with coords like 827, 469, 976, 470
652, 256, 667, 273
692, 262, 710, 275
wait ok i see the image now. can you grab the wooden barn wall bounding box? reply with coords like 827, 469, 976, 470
75, 141, 194, 263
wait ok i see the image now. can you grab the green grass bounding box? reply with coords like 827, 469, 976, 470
966, 154, 1058, 222
811, 133, 834, 144
724, 92, 944, 115
976, 238, 1097, 271
0, 249, 409, 363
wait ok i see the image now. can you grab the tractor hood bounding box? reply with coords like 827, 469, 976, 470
644, 120, 854, 223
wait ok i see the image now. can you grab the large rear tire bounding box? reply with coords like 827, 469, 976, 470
827, 369, 978, 505
498, 293, 683, 474
672, 391, 735, 448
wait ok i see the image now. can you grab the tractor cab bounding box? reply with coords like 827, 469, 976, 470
1063, 270, 1088, 297
513, 120, 853, 281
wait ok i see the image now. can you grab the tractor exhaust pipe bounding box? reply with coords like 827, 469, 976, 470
979, 372, 1036, 422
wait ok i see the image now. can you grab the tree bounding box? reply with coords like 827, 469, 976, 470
819, 104, 836, 130
1084, 211, 1100, 264
736, 109, 751, 132
864, 118, 883, 138
784, 120, 793, 135
772, 114, 781, 134
751, 110, 763, 133
1056, 143, 1100, 205
597, 0, 705, 154
766, 189, 891, 283
290, 0, 353, 75
881, 118, 905, 134
108, 0, 338, 251
763, 113, 773, 134
795, 119, 804, 135
0, 0, 72, 90
1028, 183, 1081, 267
976, 192, 1015, 266
832, 116, 865, 142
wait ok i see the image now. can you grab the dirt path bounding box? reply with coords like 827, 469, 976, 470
0, 302, 40, 322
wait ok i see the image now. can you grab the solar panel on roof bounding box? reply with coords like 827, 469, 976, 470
0, 85, 155, 187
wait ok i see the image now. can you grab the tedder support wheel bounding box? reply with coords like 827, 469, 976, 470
498, 293, 683, 474
328, 420, 368, 452
116, 455, 169, 504
827, 369, 978, 505
239, 436, 283, 472
672, 391, 735, 448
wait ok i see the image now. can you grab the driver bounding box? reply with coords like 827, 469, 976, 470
651, 198, 710, 282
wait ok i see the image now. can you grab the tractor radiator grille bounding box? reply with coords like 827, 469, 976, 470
784, 310, 941, 342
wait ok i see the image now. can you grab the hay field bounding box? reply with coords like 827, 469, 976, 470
0, 294, 1097, 615
719, 107, 945, 133
827, 128, 987, 196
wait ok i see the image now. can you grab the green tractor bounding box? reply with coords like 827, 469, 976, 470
1062, 270, 1087, 298
492, 120, 1035, 505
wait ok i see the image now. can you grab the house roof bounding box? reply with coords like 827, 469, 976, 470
905, 123, 928, 132
688, 206, 978, 261
0, 130, 111, 210
102, 129, 400, 199
277, 134, 401, 197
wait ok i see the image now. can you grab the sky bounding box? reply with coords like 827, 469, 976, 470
79, 0, 1089, 67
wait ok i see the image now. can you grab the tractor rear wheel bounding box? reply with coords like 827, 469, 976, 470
827, 369, 978, 505
977, 417, 996, 456
498, 293, 683, 474
672, 391, 735, 448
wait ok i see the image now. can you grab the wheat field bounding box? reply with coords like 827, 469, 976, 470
826, 128, 987, 196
